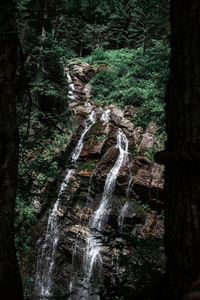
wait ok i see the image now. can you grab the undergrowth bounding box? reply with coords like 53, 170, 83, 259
77, 45, 169, 130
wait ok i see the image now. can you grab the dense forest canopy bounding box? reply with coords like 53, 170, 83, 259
2, 0, 200, 300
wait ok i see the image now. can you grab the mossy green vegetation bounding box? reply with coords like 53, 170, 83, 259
79, 45, 169, 130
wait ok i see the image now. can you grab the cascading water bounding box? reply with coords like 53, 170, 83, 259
78, 129, 129, 299
118, 201, 129, 229
85, 102, 92, 106
126, 177, 133, 200
100, 109, 110, 123
92, 129, 128, 231
118, 178, 133, 229
34, 169, 74, 298
67, 73, 75, 100
72, 111, 96, 163
34, 73, 97, 298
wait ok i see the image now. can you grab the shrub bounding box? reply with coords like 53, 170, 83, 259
89, 47, 107, 64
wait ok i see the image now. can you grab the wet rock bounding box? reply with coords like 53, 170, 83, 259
138, 121, 163, 154
110, 108, 123, 126
111, 107, 124, 119
80, 139, 107, 158
83, 83, 91, 100
73, 105, 93, 116
119, 117, 134, 131
139, 132, 154, 154
70, 101, 79, 108
133, 162, 163, 190
134, 213, 164, 238
124, 105, 137, 119
87, 120, 110, 137
71, 62, 97, 83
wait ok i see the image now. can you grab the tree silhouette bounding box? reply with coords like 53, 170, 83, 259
0, 1, 23, 299
155, 1, 200, 299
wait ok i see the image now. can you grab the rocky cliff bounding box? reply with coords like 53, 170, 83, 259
31, 61, 165, 299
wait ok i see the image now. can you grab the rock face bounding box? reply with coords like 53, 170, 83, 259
32, 62, 165, 299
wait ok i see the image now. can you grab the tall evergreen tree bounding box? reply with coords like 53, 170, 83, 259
155, 1, 200, 299
0, 1, 23, 299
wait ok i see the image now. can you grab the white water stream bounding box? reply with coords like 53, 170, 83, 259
72, 111, 96, 163
118, 177, 133, 229
35, 73, 98, 298
67, 73, 75, 100
78, 129, 129, 299
35, 169, 74, 298
100, 109, 110, 123
118, 201, 129, 229
92, 129, 128, 231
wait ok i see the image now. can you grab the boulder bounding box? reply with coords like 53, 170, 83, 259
139, 132, 154, 154
111, 107, 124, 119
124, 105, 138, 119
131, 159, 163, 190
133, 126, 143, 145
69, 101, 79, 108
83, 83, 91, 100
119, 117, 134, 131
80, 139, 107, 158
71, 62, 97, 83
110, 107, 124, 126
73, 105, 93, 116
138, 121, 163, 154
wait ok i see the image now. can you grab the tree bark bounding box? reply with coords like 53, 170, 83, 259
156, 1, 200, 299
41, 0, 49, 49
21, 19, 28, 42
0, 1, 23, 299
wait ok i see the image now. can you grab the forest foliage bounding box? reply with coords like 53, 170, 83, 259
83, 45, 169, 128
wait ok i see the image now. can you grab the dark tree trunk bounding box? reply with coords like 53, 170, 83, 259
0, 1, 23, 299
156, 1, 200, 299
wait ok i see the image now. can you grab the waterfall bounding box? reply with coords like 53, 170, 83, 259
79, 129, 129, 299
34, 77, 97, 298
92, 129, 128, 231
85, 102, 92, 106
34, 169, 73, 298
72, 111, 96, 163
126, 177, 133, 200
100, 109, 110, 123
67, 73, 75, 100
118, 202, 129, 229
69, 232, 80, 296
118, 177, 132, 229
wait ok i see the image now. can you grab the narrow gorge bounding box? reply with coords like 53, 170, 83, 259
26, 62, 165, 299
